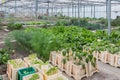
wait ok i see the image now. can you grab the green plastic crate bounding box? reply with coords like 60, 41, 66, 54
18, 67, 36, 80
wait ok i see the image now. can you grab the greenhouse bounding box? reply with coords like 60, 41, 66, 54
0, 0, 120, 80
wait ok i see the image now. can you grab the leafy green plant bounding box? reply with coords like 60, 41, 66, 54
62, 58, 67, 64
8, 60, 24, 68
0, 49, 10, 65
46, 67, 58, 76
29, 74, 39, 80
7, 23, 22, 30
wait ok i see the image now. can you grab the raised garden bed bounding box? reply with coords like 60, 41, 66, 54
7, 59, 28, 80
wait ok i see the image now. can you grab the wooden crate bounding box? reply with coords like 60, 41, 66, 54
70, 63, 88, 80
60, 61, 72, 75
88, 61, 99, 76
49, 51, 58, 66
93, 51, 99, 59
7, 59, 28, 80
98, 51, 108, 63
23, 57, 43, 71
23, 72, 43, 80
56, 54, 63, 69
106, 53, 115, 66
114, 54, 120, 67
23, 57, 39, 66
37, 64, 53, 73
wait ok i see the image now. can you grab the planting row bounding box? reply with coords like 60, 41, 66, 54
50, 49, 99, 80
7, 54, 69, 80
93, 51, 120, 67
7, 26, 120, 68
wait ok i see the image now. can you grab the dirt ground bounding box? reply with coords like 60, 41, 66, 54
0, 30, 9, 42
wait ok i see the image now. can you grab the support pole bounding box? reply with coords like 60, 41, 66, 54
15, 0, 17, 16
75, 5, 76, 18
78, 0, 80, 24
106, 0, 111, 35
83, 5, 85, 18
91, 5, 93, 18
68, 5, 69, 17
94, 5, 96, 18
35, 0, 38, 19
72, 1, 74, 17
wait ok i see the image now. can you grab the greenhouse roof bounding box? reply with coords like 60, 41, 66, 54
0, 0, 120, 8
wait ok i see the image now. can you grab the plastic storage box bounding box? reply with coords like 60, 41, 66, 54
18, 67, 36, 80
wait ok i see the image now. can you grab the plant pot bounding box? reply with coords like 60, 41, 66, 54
106, 53, 115, 66
7, 59, 28, 80
88, 61, 99, 76
114, 54, 120, 67
70, 63, 88, 80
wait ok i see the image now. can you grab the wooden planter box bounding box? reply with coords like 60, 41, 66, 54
49, 51, 58, 66
98, 51, 108, 63
56, 54, 63, 69
106, 53, 115, 66
114, 54, 120, 67
70, 63, 88, 80
45, 71, 62, 80
7, 59, 28, 80
36, 64, 53, 74
41, 67, 62, 80
23, 57, 39, 66
88, 61, 99, 76
93, 51, 99, 59
23, 72, 43, 80
61, 61, 72, 76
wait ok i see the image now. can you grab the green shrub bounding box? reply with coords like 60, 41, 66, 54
7, 23, 22, 30
56, 20, 69, 26
111, 18, 120, 27
0, 49, 10, 65
9, 26, 120, 62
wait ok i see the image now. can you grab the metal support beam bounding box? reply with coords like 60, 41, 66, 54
91, 5, 93, 18
35, 0, 38, 19
106, 0, 111, 35
15, 0, 17, 16
78, 0, 80, 24
94, 5, 96, 18
83, 5, 85, 18
67, 6, 69, 17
